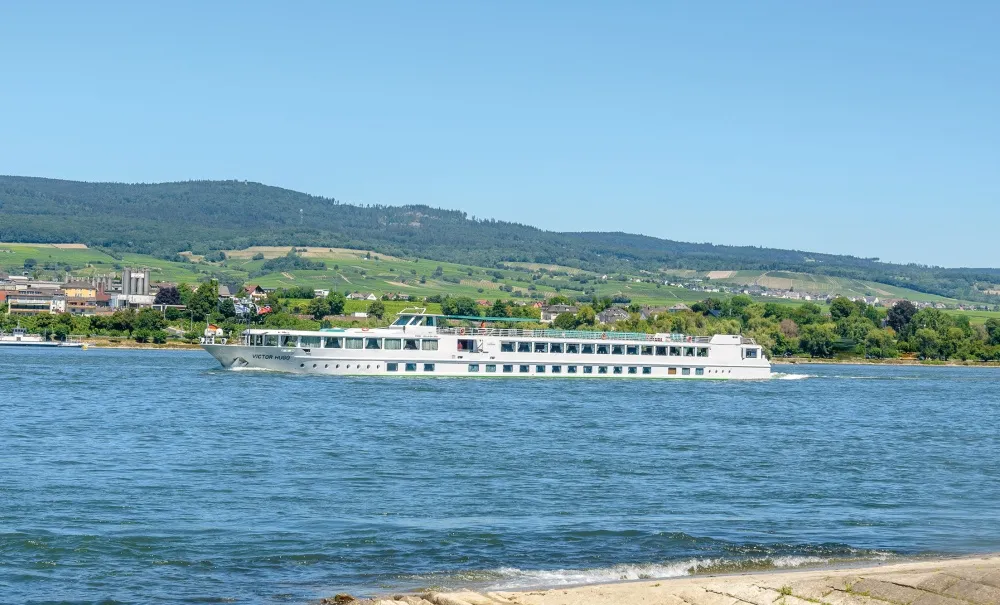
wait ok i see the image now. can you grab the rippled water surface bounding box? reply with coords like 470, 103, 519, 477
2, 348, 999, 604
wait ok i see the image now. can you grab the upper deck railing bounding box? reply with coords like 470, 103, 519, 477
437, 326, 712, 343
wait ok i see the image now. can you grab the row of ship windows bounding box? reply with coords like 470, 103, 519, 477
296, 362, 730, 376
501, 342, 710, 357
255, 335, 437, 350
385, 363, 723, 376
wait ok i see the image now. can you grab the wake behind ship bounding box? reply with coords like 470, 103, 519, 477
201, 310, 771, 379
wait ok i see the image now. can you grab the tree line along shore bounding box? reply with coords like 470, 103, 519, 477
5, 280, 1000, 363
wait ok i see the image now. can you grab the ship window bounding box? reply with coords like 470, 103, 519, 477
468, 364, 480, 372
384, 339, 402, 350
301, 336, 321, 348
551, 365, 561, 373
501, 342, 515, 352
280, 336, 296, 347
598, 366, 608, 374
641, 345, 653, 355
566, 343, 579, 354
405, 363, 417, 372
536, 365, 545, 373
611, 344, 624, 355
424, 363, 435, 372
583, 366, 593, 374
684, 347, 695, 357
567, 365, 578, 374
642, 366, 652, 375
626, 345, 639, 355
534, 342, 548, 353
264, 335, 279, 347
628, 366, 637, 374
670, 346, 681, 356
422, 340, 439, 351
613, 366, 623, 374
549, 342, 563, 353
519, 365, 530, 373
582, 344, 595, 354
696, 368, 704, 375
365, 338, 381, 349
503, 365, 514, 373
682, 368, 691, 375
655, 346, 667, 356
517, 342, 531, 353
697, 347, 709, 357
346, 338, 363, 349
596, 344, 609, 354
324, 336, 342, 348
404, 339, 419, 350
387, 363, 398, 371
745, 348, 758, 358
668, 367, 677, 375
486, 364, 497, 373
392, 316, 411, 326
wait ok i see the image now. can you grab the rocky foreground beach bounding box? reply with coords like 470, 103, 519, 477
337, 555, 1000, 605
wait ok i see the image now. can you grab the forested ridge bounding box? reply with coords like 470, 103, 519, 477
1, 175, 997, 301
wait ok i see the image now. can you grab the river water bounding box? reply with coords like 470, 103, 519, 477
1, 348, 998, 604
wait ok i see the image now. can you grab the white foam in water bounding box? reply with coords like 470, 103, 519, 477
770, 372, 816, 380
485, 556, 833, 590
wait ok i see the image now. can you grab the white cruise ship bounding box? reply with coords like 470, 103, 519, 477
201, 310, 771, 379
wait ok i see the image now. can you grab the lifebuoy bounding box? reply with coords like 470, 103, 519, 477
459, 327, 466, 335
362, 328, 370, 332
601, 332, 608, 340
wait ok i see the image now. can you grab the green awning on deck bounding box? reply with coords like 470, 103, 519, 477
444, 315, 538, 322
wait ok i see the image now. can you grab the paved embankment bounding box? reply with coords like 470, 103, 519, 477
341, 555, 1000, 605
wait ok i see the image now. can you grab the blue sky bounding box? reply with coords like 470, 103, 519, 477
1, 1, 997, 267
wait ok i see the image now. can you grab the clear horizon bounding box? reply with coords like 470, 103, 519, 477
2, 1, 997, 267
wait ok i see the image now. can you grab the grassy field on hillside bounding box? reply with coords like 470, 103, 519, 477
0, 243, 116, 269
944, 309, 1000, 325
4, 243, 995, 322
716, 270, 961, 303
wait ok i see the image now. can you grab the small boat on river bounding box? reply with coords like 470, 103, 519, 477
0, 325, 84, 348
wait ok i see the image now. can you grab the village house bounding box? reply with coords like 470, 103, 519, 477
539, 304, 578, 323
639, 306, 670, 321
668, 303, 691, 312
597, 307, 629, 324
314, 289, 330, 298
347, 292, 377, 301
60, 280, 99, 315
243, 284, 268, 301
6, 290, 65, 315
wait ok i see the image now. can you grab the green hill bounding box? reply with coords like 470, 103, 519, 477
2, 175, 998, 302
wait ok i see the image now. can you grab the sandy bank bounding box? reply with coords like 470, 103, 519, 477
83, 340, 202, 351
346, 555, 1000, 605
